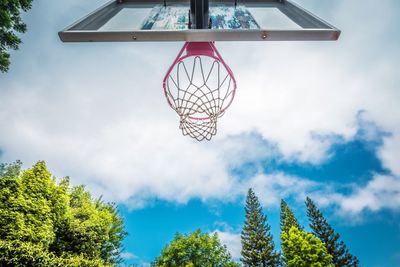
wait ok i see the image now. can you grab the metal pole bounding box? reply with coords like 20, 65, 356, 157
190, 0, 196, 19
195, 0, 204, 29
204, 0, 209, 28
190, 0, 209, 29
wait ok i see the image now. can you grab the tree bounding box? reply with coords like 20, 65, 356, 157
50, 184, 127, 265
0, 161, 55, 245
99, 200, 127, 264
306, 197, 359, 267
0, 160, 127, 266
280, 199, 302, 234
241, 188, 280, 267
281, 226, 333, 267
0, 160, 22, 177
153, 230, 239, 267
0, 0, 33, 72
0, 161, 23, 241
0, 239, 109, 267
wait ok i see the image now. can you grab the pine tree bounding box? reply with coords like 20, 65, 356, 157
241, 188, 280, 267
306, 197, 360, 267
280, 199, 302, 234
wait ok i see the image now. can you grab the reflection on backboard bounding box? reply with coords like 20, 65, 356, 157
141, 5, 189, 30
139, 5, 260, 31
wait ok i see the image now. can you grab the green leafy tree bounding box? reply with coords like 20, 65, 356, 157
153, 230, 239, 267
241, 188, 280, 267
306, 197, 359, 267
0, 161, 23, 241
281, 226, 333, 267
19, 161, 56, 245
0, 239, 109, 267
52, 185, 127, 264
101, 201, 127, 264
280, 199, 302, 234
0, 0, 33, 72
0, 161, 55, 245
0, 160, 22, 177
0, 161, 126, 266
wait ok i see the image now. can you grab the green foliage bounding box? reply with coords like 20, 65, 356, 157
0, 161, 23, 241
306, 197, 359, 267
51, 185, 127, 264
153, 230, 239, 267
281, 226, 333, 267
0, 160, 22, 177
0, 161, 55, 245
0, 0, 33, 72
0, 161, 127, 266
241, 188, 280, 267
99, 201, 127, 263
280, 199, 302, 234
0, 239, 58, 267
19, 161, 56, 245
0, 240, 110, 267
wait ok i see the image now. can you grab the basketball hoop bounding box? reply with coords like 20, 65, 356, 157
60, 0, 341, 141
163, 42, 237, 141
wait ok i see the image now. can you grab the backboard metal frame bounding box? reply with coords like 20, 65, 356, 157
59, 0, 341, 42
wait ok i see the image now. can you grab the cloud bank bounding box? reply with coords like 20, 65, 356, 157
0, 0, 399, 218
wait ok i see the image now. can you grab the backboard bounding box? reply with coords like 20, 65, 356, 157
58, 0, 341, 42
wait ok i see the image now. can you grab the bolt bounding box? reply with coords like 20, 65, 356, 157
262, 32, 267, 39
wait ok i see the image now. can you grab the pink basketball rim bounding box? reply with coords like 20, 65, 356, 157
163, 42, 237, 121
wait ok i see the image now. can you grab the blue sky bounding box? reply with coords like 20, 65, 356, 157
0, 0, 400, 266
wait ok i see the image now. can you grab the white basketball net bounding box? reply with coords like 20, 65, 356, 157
163, 42, 236, 141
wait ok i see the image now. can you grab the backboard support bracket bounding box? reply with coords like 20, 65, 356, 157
191, 0, 209, 29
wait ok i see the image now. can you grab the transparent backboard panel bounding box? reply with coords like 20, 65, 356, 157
60, 0, 341, 42
248, 7, 301, 30
99, 8, 153, 31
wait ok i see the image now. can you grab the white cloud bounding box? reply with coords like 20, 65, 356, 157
247, 173, 318, 207
212, 229, 242, 260
242, 168, 400, 219
289, 173, 400, 220
120, 252, 138, 260
1, 0, 400, 216
336, 175, 400, 214
219, 0, 400, 165
379, 135, 400, 176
